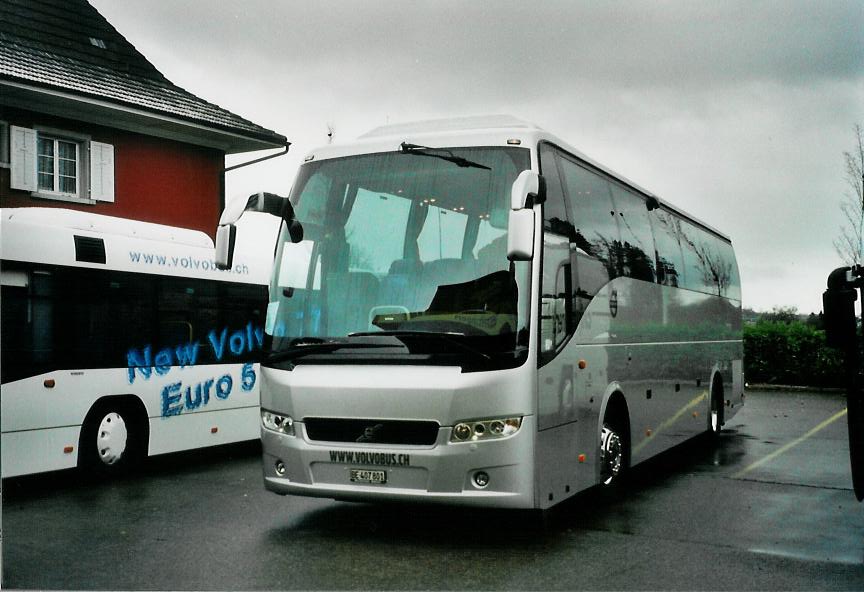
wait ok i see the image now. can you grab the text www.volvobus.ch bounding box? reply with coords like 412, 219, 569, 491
329, 450, 411, 466
128, 251, 249, 275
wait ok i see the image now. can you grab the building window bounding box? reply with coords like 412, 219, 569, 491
9, 125, 114, 203
38, 136, 80, 196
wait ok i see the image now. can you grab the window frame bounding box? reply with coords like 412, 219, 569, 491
37, 135, 81, 197
0, 121, 9, 168
31, 126, 95, 205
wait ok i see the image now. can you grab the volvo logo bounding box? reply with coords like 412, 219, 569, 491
356, 423, 385, 443
609, 289, 619, 318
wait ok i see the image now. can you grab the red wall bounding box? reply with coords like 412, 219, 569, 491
1, 109, 224, 237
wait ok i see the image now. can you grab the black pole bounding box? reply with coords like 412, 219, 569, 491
824, 266, 864, 501
849, 281, 864, 502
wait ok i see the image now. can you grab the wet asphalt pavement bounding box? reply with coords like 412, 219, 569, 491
2, 389, 863, 590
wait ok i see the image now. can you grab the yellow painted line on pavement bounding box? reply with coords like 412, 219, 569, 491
633, 391, 708, 455
732, 407, 848, 479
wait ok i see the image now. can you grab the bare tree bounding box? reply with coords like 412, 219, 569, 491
834, 124, 864, 266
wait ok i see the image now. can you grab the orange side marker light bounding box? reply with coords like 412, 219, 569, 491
211, 427, 219, 434
63, 446, 74, 454
578, 454, 586, 463
44, 379, 56, 388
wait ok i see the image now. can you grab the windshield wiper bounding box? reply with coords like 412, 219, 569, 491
400, 142, 492, 170
349, 330, 492, 361
266, 340, 397, 363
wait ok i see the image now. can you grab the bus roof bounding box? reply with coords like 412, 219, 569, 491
305, 115, 730, 243
0, 208, 269, 284
2, 208, 214, 247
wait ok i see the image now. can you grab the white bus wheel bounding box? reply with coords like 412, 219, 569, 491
79, 402, 145, 476
96, 411, 128, 466
709, 380, 725, 436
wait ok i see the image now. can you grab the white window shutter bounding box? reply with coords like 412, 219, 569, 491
89, 141, 115, 202
10, 126, 37, 192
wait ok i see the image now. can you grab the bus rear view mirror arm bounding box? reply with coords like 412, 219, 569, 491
510, 170, 545, 210
215, 191, 301, 270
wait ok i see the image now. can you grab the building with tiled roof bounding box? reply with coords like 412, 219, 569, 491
0, 0, 289, 235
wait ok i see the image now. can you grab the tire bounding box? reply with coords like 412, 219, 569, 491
600, 419, 628, 486
79, 401, 146, 476
708, 379, 725, 437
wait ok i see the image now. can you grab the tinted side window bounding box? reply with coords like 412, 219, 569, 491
154, 277, 266, 365
538, 144, 576, 360
1, 263, 267, 383
558, 157, 619, 294
539, 145, 571, 236
714, 238, 741, 301
677, 220, 702, 293
0, 267, 54, 383
651, 210, 685, 287
677, 223, 740, 299
609, 184, 656, 282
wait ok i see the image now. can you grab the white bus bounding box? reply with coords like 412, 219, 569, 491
1, 208, 270, 478
217, 116, 743, 509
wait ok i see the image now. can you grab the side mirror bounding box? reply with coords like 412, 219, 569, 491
507, 209, 535, 261
215, 223, 237, 270
507, 170, 543, 261
215, 191, 299, 270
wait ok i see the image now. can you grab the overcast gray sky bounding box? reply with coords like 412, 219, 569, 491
91, 0, 864, 314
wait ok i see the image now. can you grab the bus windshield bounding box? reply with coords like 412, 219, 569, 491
265, 146, 532, 370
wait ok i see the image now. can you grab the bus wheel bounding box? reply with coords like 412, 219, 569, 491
79, 402, 145, 476
709, 379, 725, 436
600, 422, 625, 486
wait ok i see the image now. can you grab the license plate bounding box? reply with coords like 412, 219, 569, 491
350, 469, 387, 484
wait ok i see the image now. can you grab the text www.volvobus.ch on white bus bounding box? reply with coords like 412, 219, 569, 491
128, 250, 250, 275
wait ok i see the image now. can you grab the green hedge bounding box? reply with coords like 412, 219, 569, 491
743, 320, 845, 388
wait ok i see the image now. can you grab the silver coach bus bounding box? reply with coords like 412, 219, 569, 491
217, 115, 743, 509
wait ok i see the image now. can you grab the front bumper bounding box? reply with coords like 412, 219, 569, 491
261, 415, 537, 509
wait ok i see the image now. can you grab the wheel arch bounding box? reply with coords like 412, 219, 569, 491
708, 366, 726, 431
79, 394, 151, 460
597, 384, 632, 480
598, 384, 631, 440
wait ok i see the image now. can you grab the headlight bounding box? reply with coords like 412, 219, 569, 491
262, 410, 295, 436
450, 417, 521, 442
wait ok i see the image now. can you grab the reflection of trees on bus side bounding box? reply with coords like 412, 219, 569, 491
544, 209, 739, 334
694, 242, 733, 297
655, 212, 734, 298
652, 211, 684, 288
616, 211, 656, 282
614, 240, 655, 282
590, 235, 655, 284
657, 256, 680, 287
547, 215, 656, 295
677, 226, 733, 298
